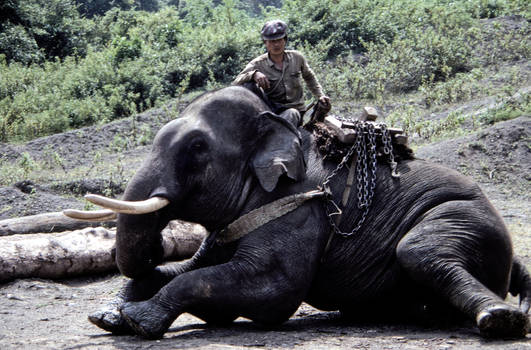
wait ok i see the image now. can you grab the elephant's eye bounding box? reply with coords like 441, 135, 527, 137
190, 140, 207, 152
187, 137, 210, 161
184, 135, 210, 172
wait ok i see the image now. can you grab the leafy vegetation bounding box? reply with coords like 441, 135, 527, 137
0, 0, 529, 142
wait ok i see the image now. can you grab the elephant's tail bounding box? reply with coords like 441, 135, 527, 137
509, 257, 531, 313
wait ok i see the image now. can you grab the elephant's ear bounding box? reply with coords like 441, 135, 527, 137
251, 111, 306, 192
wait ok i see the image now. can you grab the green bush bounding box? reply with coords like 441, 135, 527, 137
0, 0, 92, 64
479, 91, 531, 125
420, 69, 485, 107
276, 0, 400, 58
113, 36, 143, 64
316, 24, 473, 103
0, 25, 44, 65
0, 51, 116, 140
75, 0, 161, 18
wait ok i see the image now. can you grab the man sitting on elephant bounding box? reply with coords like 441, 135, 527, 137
233, 19, 331, 127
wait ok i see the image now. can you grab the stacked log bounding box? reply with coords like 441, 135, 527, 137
0, 215, 206, 282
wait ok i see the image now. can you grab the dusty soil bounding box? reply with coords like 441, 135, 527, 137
0, 16, 530, 350
1, 275, 530, 350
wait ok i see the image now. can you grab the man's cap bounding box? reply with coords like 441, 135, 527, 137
261, 20, 288, 41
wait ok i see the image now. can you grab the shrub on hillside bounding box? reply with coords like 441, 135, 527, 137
0, 0, 92, 64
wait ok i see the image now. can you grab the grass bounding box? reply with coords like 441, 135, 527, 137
0, 147, 138, 190
383, 61, 530, 144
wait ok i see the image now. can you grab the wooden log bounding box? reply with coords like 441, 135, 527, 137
160, 221, 207, 261
0, 221, 206, 282
360, 106, 379, 121
0, 212, 115, 236
324, 115, 407, 145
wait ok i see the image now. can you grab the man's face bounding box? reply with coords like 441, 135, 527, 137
265, 38, 286, 56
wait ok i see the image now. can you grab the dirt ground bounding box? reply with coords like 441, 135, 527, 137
0, 274, 530, 350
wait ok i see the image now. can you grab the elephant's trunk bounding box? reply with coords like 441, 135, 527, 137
63, 195, 170, 278
112, 167, 174, 279
115, 211, 169, 278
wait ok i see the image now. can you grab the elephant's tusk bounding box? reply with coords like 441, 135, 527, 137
84, 194, 170, 214
62, 209, 117, 222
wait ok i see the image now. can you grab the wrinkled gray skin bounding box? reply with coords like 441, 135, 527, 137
89, 86, 531, 339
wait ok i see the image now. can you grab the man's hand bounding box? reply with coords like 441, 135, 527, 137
253, 71, 270, 90
319, 95, 331, 107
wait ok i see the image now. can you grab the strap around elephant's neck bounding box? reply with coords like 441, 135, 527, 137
215, 190, 325, 244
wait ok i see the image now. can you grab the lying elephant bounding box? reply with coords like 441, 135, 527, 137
71, 86, 530, 339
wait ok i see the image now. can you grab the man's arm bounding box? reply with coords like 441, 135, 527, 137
233, 61, 258, 85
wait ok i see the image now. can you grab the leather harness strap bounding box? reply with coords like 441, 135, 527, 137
320, 155, 358, 261
216, 190, 325, 244
341, 155, 357, 207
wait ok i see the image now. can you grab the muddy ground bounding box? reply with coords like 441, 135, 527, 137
0, 16, 530, 349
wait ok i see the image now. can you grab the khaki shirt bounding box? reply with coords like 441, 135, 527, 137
233, 50, 324, 112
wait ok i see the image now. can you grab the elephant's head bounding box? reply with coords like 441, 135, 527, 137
69, 87, 306, 278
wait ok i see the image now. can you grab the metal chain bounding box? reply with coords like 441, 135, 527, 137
321, 142, 357, 190
321, 118, 397, 237
381, 123, 400, 177
366, 123, 378, 207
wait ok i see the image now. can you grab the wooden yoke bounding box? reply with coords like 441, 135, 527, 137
324, 113, 408, 146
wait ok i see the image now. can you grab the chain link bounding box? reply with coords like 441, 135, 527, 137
321, 118, 397, 237
381, 123, 400, 177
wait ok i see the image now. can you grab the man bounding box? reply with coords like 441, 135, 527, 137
233, 20, 330, 126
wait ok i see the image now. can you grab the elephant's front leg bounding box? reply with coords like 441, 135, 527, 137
88, 263, 182, 334
89, 232, 231, 334
120, 258, 311, 339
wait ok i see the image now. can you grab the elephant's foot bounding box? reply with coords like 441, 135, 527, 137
476, 304, 530, 338
120, 300, 175, 339
88, 304, 133, 335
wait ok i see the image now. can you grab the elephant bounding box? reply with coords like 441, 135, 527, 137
73, 85, 531, 339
